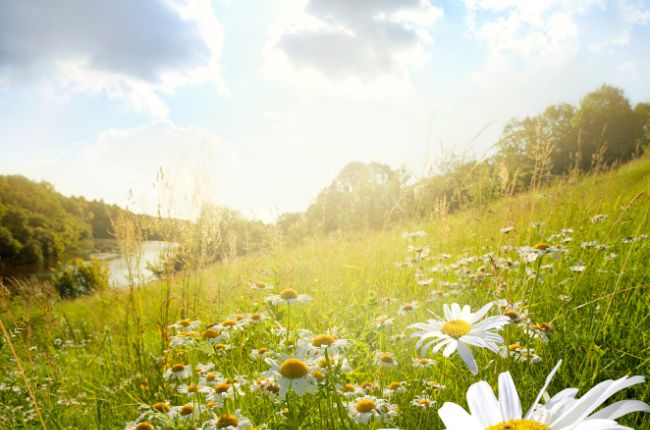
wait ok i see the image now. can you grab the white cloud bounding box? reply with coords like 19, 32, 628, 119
0, 0, 226, 117
20, 121, 242, 220
264, 0, 442, 86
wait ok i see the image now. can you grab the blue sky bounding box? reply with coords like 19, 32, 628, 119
1, 0, 649, 220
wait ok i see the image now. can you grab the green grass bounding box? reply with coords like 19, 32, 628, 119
1, 156, 650, 429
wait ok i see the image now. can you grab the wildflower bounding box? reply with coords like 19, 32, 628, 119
169, 402, 200, 422
337, 383, 365, 399
375, 352, 398, 368
499, 343, 541, 363
207, 380, 237, 405
373, 315, 395, 329
411, 395, 436, 409
265, 288, 313, 306
408, 303, 509, 375
203, 410, 253, 430
398, 301, 419, 315
200, 328, 229, 344
569, 263, 586, 273
163, 363, 192, 382
264, 352, 318, 399
590, 214, 608, 223
253, 376, 281, 397
306, 333, 349, 353
438, 361, 650, 429
383, 381, 406, 397
412, 357, 435, 368
517, 244, 561, 263
251, 281, 274, 291
526, 322, 553, 342
178, 383, 212, 397
347, 396, 398, 424
251, 347, 272, 359
199, 372, 223, 386
168, 319, 201, 332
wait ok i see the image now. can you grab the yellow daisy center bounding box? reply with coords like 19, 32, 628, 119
135, 423, 155, 430
201, 328, 221, 339
214, 382, 231, 393
215, 343, 227, 350
354, 399, 378, 413
186, 384, 199, 393
505, 310, 520, 319
341, 383, 356, 392
441, 319, 471, 338
509, 343, 524, 351
251, 314, 262, 321
217, 414, 239, 428
255, 282, 267, 289
282, 338, 295, 346
312, 370, 325, 381
531, 322, 552, 331
179, 319, 192, 327
171, 364, 185, 372
279, 288, 299, 300
319, 356, 336, 368
379, 353, 394, 363
486, 420, 550, 430
418, 399, 431, 406
532, 243, 550, 250
179, 403, 194, 416
418, 358, 431, 365
388, 381, 402, 390
222, 320, 237, 327
206, 373, 218, 381
206, 401, 218, 408
402, 304, 414, 311
257, 347, 269, 354
152, 401, 170, 412
279, 358, 309, 379
311, 334, 336, 347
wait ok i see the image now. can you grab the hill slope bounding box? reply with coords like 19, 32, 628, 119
1, 157, 649, 429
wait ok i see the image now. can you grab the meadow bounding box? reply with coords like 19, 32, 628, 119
1, 156, 650, 429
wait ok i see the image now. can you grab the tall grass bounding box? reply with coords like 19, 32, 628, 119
0, 156, 649, 428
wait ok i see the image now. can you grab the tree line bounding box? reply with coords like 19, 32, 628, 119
278, 84, 650, 238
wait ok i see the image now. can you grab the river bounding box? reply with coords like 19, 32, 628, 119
0, 241, 177, 288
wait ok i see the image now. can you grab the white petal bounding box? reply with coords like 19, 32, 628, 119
499, 371, 522, 420
467, 381, 503, 426
457, 341, 478, 375
438, 402, 482, 430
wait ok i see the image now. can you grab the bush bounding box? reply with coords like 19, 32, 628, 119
52, 258, 109, 299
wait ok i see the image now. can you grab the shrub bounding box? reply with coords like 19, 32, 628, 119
52, 258, 109, 299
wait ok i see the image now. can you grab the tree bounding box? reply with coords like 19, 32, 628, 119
573, 85, 641, 170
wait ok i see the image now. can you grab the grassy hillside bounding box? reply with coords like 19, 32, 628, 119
1, 156, 649, 429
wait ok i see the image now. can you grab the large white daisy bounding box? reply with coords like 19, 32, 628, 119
264, 350, 318, 399
439, 360, 650, 430
408, 303, 509, 375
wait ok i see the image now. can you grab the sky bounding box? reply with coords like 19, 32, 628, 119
1, 0, 649, 221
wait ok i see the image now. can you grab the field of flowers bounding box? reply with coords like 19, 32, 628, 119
1, 157, 650, 429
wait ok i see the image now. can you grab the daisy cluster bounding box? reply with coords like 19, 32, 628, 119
121, 222, 649, 429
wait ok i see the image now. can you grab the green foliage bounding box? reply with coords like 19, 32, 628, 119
51, 258, 109, 298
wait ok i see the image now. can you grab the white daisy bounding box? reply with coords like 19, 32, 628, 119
337, 383, 366, 399
168, 319, 201, 332
177, 383, 212, 397
411, 394, 436, 409
398, 301, 419, 315
408, 303, 509, 375
251, 281, 274, 291
375, 352, 398, 368
202, 410, 253, 430
163, 363, 192, 382
264, 352, 318, 399
265, 288, 313, 306
347, 396, 398, 424
438, 361, 650, 429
